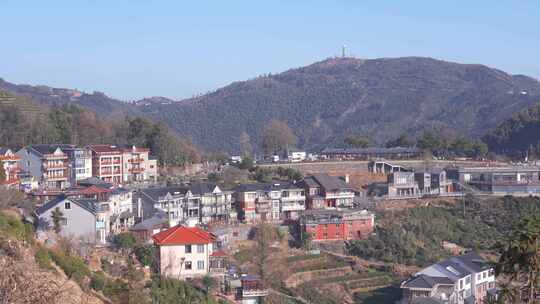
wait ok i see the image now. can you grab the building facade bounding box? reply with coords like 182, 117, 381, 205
234, 182, 306, 223
300, 209, 375, 241
137, 183, 235, 226
320, 147, 421, 161
17, 145, 70, 190
0, 148, 21, 189
387, 171, 420, 199
299, 174, 355, 209
152, 225, 225, 279
60, 145, 93, 186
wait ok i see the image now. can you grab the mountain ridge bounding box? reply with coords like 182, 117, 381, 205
3, 56, 540, 153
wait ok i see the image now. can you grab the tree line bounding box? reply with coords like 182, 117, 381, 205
0, 95, 200, 166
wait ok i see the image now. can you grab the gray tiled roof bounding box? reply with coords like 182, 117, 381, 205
310, 173, 352, 191
452, 252, 492, 273
234, 181, 299, 193
139, 186, 190, 201
35, 196, 97, 215
402, 274, 453, 289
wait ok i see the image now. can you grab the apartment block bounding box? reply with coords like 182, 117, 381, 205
17, 145, 70, 190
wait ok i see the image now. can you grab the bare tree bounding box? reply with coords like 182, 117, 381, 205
261, 119, 297, 156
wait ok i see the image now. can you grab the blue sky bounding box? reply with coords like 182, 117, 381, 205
1, 1, 539, 100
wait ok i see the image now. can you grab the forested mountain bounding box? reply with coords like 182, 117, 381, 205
3, 56, 540, 154
0, 78, 140, 117
136, 57, 540, 152
0, 91, 200, 166
483, 102, 540, 156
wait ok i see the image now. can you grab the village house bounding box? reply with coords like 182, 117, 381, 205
299, 173, 355, 209
0, 147, 21, 189
300, 209, 375, 241
401, 252, 496, 304
136, 183, 235, 226
17, 145, 70, 190
35, 183, 135, 245
152, 225, 227, 279
387, 171, 420, 199
234, 182, 306, 223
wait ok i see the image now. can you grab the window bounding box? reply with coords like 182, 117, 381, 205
197, 261, 204, 270
61, 218, 68, 226
197, 244, 204, 253
65, 202, 71, 209
27, 161, 30, 166
185, 261, 192, 270
465, 276, 471, 284
185, 245, 192, 253
483, 271, 487, 279
460, 280, 463, 289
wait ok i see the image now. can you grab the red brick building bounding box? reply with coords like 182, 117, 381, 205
300, 209, 375, 241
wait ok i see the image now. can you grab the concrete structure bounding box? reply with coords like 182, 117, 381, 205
299, 173, 355, 209
152, 225, 226, 279
0, 148, 21, 189
369, 160, 411, 174
300, 209, 375, 241
447, 166, 540, 195
387, 171, 420, 199
401, 252, 496, 304
17, 145, 70, 190
234, 182, 306, 223
320, 147, 421, 161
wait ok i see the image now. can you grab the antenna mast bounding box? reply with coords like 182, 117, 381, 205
342, 45, 347, 58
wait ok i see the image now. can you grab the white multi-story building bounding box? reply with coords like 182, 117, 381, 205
137, 183, 235, 226
235, 182, 306, 223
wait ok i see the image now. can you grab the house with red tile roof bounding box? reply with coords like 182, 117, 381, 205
152, 225, 227, 279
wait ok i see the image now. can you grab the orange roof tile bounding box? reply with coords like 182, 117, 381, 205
152, 225, 215, 245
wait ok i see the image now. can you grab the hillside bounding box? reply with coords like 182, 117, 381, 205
483, 102, 540, 156
0, 78, 140, 117
3, 57, 540, 153
135, 57, 540, 153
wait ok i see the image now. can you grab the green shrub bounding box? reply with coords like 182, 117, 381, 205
50, 251, 91, 280
90, 271, 107, 291
113, 232, 139, 250
134, 244, 156, 267
35, 247, 54, 270
0, 213, 34, 242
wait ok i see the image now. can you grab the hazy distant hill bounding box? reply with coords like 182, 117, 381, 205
136, 57, 540, 152
3, 56, 540, 153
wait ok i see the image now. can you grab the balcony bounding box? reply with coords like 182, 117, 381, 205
242, 289, 269, 298
128, 158, 143, 163
129, 167, 144, 173
43, 163, 67, 170
255, 203, 271, 212
281, 202, 305, 211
